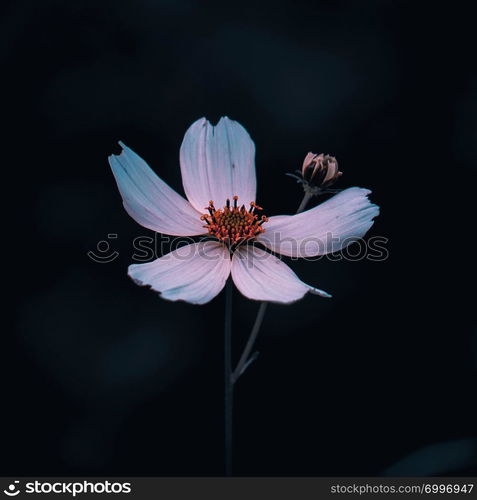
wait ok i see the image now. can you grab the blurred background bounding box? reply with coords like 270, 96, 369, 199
3, 0, 476, 476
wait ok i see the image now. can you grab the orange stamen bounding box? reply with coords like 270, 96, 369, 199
201, 196, 268, 246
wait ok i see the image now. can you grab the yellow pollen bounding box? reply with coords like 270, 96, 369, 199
201, 197, 268, 246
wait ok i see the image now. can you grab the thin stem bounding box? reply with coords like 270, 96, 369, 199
232, 190, 313, 383
232, 302, 267, 384
224, 278, 233, 475
296, 190, 313, 213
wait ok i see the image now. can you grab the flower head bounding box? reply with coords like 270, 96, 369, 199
109, 117, 379, 304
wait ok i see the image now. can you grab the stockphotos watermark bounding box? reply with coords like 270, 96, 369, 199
87, 233, 389, 265
2, 480, 131, 497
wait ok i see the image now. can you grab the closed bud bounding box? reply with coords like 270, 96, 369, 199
301, 152, 342, 187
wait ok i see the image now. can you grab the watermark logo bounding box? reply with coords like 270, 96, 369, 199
87, 232, 389, 265
3, 481, 20, 497
87, 234, 120, 263
1, 481, 132, 497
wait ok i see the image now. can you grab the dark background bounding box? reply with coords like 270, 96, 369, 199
4, 0, 476, 476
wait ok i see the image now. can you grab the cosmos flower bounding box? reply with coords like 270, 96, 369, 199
109, 117, 379, 305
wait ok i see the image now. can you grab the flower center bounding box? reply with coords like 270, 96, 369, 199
201, 196, 268, 246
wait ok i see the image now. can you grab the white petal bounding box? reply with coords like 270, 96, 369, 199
231, 245, 331, 304
109, 142, 205, 236
128, 241, 231, 304
257, 187, 379, 257
179, 117, 257, 212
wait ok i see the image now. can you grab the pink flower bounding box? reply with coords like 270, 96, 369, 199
109, 117, 379, 305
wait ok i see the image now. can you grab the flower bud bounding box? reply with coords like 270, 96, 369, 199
301, 152, 342, 187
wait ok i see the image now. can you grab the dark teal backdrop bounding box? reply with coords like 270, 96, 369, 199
4, 0, 476, 476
